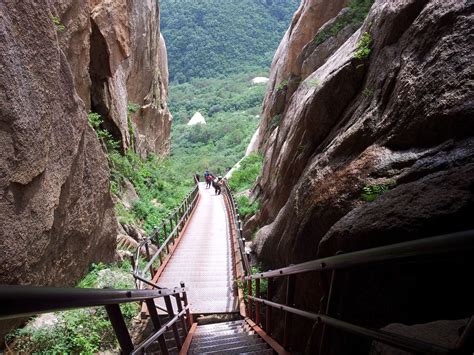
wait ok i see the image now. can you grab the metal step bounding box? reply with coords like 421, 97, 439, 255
194, 320, 245, 331
192, 328, 253, 340
191, 331, 257, 346
198, 342, 270, 354
190, 337, 264, 354
191, 334, 262, 350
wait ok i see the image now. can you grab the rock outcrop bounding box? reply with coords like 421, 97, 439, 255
54, 0, 171, 157
0, 0, 170, 340
253, 0, 474, 352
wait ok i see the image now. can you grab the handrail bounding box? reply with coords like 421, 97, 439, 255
244, 229, 474, 353
222, 180, 252, 276
133, 181, 200, 289
0, 283, 191, 355
0, 285, 185, 320
245, 229, 474, 280
247, 296, 453, 354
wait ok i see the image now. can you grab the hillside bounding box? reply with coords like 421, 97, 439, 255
160, 0, 300, 82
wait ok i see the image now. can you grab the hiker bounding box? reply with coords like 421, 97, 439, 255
213, 176, 223, 195
206, 174, 213, 189
195, 172, 200, 183
204, 170, 210, 188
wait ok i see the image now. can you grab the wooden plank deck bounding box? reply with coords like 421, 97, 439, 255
156, 182, 238, 314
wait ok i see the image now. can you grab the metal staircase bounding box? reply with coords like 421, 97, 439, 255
188, 320, 272, 355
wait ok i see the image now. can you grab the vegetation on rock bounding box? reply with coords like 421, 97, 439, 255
313, 0, 374, 46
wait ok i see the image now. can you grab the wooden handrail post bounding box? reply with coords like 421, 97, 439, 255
283, 274, 296, 350
255, 279, 261, 325
266, 277, 274, 334
105, 304, 134, 354
145, 299, 169, 355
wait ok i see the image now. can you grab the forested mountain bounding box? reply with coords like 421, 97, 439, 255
160, 0, 300, 82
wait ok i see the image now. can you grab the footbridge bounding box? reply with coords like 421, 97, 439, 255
1, 178, 473, 354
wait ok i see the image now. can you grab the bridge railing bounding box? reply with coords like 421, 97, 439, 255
0, 284, 190, 355
221, 180, 252, 277
244, 229, 474, 354
133, 178, 200, 288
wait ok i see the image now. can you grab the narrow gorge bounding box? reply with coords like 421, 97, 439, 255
0, 0, 473, 354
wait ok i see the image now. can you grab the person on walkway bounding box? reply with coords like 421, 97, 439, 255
213, 176, 223, 195
195, 172, 200, 183
206, 173, 213, 189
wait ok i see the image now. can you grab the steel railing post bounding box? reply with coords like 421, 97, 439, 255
105, 304, 134, 354
247, 279, 253, 320
283, 274, 296, 350
266, 277, 274, 334
181, 281, 193, 327
255, 278, 261, 325
145, 299, 169, 355
175, 290, 188, 335
164, 295, 182, 350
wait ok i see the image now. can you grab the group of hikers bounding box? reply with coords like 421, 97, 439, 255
194, 169, 223, 195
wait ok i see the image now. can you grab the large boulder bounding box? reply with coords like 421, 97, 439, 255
253, 0, 474, 352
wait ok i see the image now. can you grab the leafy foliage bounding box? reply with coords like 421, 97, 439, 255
160, 0, 299, 82
170, 74, 264, 177
7, 262, 137, 354
52, 16, 65, 32
361, 180, 395, 202
228, 153, 263, 193
354, 31, 373, 59
236, 195, 260, 220
313, 0, 374, 46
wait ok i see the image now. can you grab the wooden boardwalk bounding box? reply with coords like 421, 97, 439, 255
156, 182, 238, 314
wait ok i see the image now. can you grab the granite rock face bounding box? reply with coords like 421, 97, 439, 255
0, 0, 170, 339
0, 1, 116, 285
253, 0, 474, 352
54, 0, 171, 157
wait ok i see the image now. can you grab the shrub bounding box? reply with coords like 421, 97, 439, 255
361, 180, 395, 202
354, 32, 372, 59
52, 16, 65, 32
228, 153, 263, 192
236, 195, 260, 220
7, 261, 138, 354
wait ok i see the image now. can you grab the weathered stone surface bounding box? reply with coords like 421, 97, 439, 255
0, 0, 117, 337
53, 0, 171, 157
121, 178, 139, 209
253, 0, 474, 352
256, 0, 349, 148
370, 319, 468, 354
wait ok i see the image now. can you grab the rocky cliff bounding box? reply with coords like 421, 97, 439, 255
0, 0, 170, 338
253, 0, 473, 352
54, 0, 171, 157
